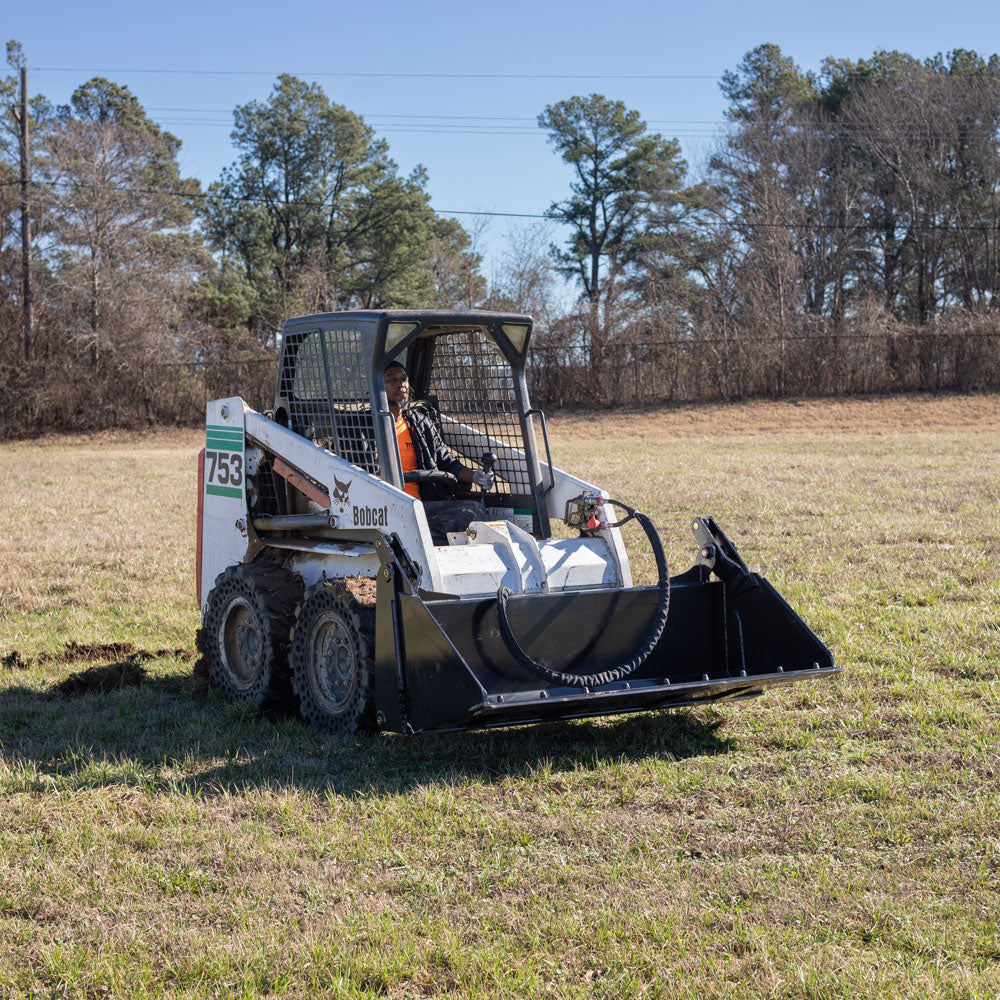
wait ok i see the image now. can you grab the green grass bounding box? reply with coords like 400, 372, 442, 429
1, 397, 999, 999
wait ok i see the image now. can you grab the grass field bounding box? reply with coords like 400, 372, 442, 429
1, 392, 999, 999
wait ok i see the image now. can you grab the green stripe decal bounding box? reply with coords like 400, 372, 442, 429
206, 423, 243, 435
206, 437, 243, 452
206, 484, 243, 499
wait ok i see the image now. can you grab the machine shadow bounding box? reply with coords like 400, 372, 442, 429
0, 671, 736, 798
251, 702, 736, 798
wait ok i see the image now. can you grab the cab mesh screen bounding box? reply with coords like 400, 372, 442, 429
279, 328, 381, 476
426, 330, 533, 494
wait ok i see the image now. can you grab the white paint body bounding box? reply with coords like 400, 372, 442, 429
199, 398, 633, 614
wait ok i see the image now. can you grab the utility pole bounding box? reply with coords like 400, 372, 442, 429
18, 66, 33, 362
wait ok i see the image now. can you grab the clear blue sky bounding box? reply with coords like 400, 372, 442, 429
9, 0, 1000, 273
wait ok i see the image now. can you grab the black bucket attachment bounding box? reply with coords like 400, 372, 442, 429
371, 524, 838, 735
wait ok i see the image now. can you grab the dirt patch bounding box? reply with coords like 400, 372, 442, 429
1, 641, 195, 671
51, 658, 148, 698
344, 576, 377, 607
46, 641, 194, 665
1, 650, 29, 670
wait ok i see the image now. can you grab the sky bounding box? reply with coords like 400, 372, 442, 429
8, 0, 1000, 278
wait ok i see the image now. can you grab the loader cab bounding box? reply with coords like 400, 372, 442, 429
271, 310, 552, 539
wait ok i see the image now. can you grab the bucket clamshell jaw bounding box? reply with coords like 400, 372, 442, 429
372, 519, 838, 735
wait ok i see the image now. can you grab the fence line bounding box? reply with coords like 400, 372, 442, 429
4, 324, 998, 436
527, 328, 1000, 406
140, 330, 1000, 417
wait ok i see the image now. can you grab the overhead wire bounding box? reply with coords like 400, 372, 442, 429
138, 105, 1000, 139
34, 66, 723, 80
5, 177, 999, 231
0, 175, 551, 218
11, 74, 1000, 228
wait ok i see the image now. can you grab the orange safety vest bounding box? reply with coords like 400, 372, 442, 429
396, 414, 421, 499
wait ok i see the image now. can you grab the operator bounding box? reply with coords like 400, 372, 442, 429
384, 361, 494, 542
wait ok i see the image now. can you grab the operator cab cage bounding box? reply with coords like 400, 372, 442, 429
271, 310, 551, 537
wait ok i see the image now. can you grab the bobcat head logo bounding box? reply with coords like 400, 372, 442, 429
331, 476, 352, 511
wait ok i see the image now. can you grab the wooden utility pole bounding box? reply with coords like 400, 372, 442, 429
18, 66, 33, 362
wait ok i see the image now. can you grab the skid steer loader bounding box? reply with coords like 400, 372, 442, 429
197, 310, 837, 736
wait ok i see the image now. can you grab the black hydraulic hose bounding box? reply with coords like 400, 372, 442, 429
496, 500, 670, 688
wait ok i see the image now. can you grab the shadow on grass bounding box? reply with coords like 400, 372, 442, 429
0, 668, 736, 798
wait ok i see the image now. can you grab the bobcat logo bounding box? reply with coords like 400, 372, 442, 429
332, 476, 352, 511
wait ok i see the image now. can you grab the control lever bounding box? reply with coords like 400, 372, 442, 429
480, 451, 498, 493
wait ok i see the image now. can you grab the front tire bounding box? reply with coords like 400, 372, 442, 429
290, 583, 375, 736
202, 564, 302, 703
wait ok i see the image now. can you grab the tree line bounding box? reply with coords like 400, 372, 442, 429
2, 41, 999, 433
530, 44, 1000, 404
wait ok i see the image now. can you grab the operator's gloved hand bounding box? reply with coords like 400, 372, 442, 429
471, 469, 495, 490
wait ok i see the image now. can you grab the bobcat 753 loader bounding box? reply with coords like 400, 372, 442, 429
197, 310, 837, 736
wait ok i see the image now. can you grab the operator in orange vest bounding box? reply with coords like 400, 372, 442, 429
384, 361, 494, 541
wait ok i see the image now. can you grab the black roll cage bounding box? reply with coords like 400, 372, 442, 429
274, 310, 551, 538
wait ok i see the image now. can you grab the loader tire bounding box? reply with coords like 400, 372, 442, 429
203, 563, 303, 704
290, 582, 376, 737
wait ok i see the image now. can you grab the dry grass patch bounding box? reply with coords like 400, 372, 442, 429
552, 390, 1000, 438
0, 428, 200, 652
1, 394, 999, 998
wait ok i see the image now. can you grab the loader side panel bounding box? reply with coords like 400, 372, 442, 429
200, 398, 252, 610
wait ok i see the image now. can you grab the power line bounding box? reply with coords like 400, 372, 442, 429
144, 106, 1000, 131
158, 121, 549, 136
0, 175, 550, 217
145, 106, 729, 124
113, 106, 1000, 141
438, 209, 546, 218
149, 108, 545, 120
153, 121, 720, 138
147, 116, 1000, 139
34, 66, 722, 80
9, 176, 1000, 231
148, 117, 998, 142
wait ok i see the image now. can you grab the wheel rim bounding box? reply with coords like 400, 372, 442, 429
220, 595, 262, 687
307, 610, 358, 714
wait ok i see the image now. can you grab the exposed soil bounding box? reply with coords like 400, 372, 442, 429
344, 576, 378, 607
1, 650, 29, 670
0, 641, 196, 671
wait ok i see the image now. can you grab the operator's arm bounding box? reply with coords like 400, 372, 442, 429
412, 407, 493, 488
418, 412, 466, 478
432, 435, 490, 489
433, 435, 473, 482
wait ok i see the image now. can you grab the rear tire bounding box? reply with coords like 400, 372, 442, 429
290, 582, 375, 736
202, 564, 302, 704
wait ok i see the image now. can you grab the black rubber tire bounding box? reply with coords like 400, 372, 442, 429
290, 582, 376, 736
202, 563, 303, 704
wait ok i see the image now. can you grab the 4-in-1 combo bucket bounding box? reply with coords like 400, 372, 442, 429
372, 518, 836, 734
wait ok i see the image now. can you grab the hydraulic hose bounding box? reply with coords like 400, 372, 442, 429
496, 500, 670, 688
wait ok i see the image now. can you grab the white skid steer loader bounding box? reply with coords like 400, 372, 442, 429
197, 310, 837, 736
